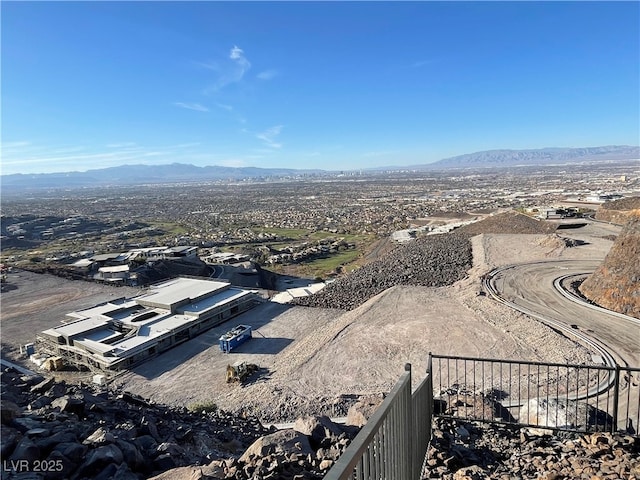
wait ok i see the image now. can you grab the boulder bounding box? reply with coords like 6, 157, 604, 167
83, 426, 115, 445
0, 425, 21, 458
293, 416, 344, 448
29, 395, 53, 411
440, 393, 505, 421
133, 434, 158, 453
20, 374, 45, 386
53, 441, 88, 464
8, 437, 40, 464
51, 395, 85, 415
30, 376, 55, 394
35, 430, 78, 453
519, 398, 595, 430
75, 444, 124, 478
1, 399, 21, 425
240, 429, 313, 463
45, 449, 77, 480
93, 463, 140, 480
117, 439, 147, 471
157, 441, 185, 458
345, 395, 384, 427
453, 465, 489, 480
153, 453, 177, 471
147, 464, 225, 480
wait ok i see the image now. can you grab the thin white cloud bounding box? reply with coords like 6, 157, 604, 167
3, 150, 163, 166
0, 141, 203, 175
205, 45, 252, 93
230, 46, 250, 69
106, 142, 137, 148
257, 69, 278, 80
174, 102, 209, 112
216, 103, 234, 112
171, 142, 201, 149
194, 61, 218, 71
412, 59, 436, 68
256, 125, 283, 149
1, 141, 31, 149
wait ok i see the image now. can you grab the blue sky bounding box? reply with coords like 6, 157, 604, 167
2, 1, 639, 175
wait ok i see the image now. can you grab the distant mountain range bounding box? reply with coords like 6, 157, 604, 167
426, 145, 640, 169
1, 164, 323, 191
2, 145, 638, 192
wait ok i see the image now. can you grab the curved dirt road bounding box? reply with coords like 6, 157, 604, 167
489, 259, 640, 430
489, 260, 640, 367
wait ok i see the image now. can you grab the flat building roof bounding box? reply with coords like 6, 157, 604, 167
37, 276, 259, 371
136, 277, 230, 310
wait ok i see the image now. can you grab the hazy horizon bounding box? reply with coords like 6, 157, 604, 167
2, 144, 640, 178
2, 2, 639, 175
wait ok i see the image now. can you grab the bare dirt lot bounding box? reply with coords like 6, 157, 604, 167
0, 220, 621, 422
0, 273, 141, 362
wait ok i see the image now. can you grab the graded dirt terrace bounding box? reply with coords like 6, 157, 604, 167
1, 219, 621, 423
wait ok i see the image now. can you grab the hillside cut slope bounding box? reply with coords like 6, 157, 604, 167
579, 210, 640, 319
596, 196, 640, 225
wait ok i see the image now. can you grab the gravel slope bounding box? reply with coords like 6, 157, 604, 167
292, 233, 472, 310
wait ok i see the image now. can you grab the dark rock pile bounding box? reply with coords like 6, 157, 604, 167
0, 367, 358, 480
424, 417, 640, 480
152, 416, 358, 480
292, 233, 473, 310
292, 211, 558, 311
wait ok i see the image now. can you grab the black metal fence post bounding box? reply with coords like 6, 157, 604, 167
612, 364, 621, 433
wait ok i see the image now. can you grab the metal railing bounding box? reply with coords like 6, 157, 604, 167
430, 354, 640, 434
324, 355, 638, 480
324, 363, 432, 480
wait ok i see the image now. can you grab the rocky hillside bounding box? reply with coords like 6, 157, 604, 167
425, 417, 640, 479
4, 366, 638, 480
595, 196, 640, 225
0, 366, 358, 480
579, 210, 640, 319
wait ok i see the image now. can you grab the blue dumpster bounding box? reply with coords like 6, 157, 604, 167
219, 325, 252, 353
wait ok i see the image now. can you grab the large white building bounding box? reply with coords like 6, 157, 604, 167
36, 277, 261, 372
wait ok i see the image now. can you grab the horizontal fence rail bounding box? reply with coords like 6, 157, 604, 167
325, 363, 432, 480
430, 354, 640, 434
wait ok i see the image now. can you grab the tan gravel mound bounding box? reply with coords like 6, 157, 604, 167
456, 211, 557, 236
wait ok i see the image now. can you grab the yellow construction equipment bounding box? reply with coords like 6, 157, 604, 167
226, 362, 258, 383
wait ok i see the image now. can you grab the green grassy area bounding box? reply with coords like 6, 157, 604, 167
148, 221, 189, 236
254, 227, 309, 239
254, 228, 371, 244
300, 249, 362, 278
